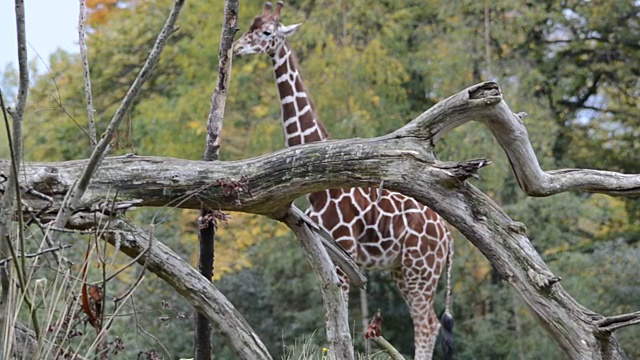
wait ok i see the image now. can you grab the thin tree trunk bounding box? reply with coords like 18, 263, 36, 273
195, 0, 239, 358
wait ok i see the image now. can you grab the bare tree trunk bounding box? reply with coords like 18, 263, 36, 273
194, 214, 215, 359
1, 0, 30, 351
195, 0, 239, 358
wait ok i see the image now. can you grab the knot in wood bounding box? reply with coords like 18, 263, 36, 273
508, 221, 528, 235
527, 268, 562, 290
436, 159, 492, 181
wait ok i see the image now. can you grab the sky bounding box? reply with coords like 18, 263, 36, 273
1, 0, 79, 70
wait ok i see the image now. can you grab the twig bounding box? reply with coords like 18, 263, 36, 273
131, 297, 172, 357
78, 0, 98, 148
203, 0, 239, 161
364, 310, 405, 360
1, 86, 40, 338
0, 245, 72, 266
29, 44, 93, 141
369, 337, 405, 360
13, 0, 29, 126
0, 0, 31, 312
106, 224, 154, 285
596, 311, 640, 332
48, 0, 185, 238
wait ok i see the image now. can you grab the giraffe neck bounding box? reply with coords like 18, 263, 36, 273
271, 42, 330, 147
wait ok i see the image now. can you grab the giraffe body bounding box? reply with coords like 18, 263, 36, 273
234, 3, 453, 359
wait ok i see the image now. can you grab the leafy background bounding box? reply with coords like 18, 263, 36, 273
1, 0, 639, 358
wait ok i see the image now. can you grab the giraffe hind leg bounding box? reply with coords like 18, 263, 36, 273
391, 267, 440, 360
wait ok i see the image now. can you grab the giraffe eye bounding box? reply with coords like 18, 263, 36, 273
262, 31, 272, 36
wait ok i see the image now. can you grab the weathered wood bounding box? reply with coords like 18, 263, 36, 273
66, 213, 273, 360
196, 0, 238, 357
2, 82, 639, 359
275, 206, 354, 360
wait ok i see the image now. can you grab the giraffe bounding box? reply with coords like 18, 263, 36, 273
233, 3, 454, 359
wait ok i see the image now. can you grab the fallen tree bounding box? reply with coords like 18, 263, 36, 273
2, 82, 639, 359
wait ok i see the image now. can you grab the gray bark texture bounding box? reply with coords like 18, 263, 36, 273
2, 82, 639, 359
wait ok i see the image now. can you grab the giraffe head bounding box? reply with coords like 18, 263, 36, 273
233, 1, 301, 57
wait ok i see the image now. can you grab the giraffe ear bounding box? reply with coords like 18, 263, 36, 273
278, 23, 302, 37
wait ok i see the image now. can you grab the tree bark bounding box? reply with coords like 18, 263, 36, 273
275, 206, 354, 360
2, 82, 639, 359
196, 0, 238, 357
65, 213, 272, 360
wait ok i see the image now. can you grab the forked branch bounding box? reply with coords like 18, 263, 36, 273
3, 82, 639, 359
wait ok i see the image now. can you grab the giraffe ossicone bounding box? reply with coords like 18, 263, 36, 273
233, 3, 454, 359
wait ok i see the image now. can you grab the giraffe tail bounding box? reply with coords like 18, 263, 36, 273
440, 234, 454, 360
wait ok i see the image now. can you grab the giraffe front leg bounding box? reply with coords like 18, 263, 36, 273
392, 263, 441, 360
335, 266, 351, 307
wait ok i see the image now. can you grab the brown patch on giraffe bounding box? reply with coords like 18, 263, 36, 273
403, 253, 417, 268
294, 76, 305, 93
351, 218, 366, 239
281, 101, 295, 116
309, 191, 328, 208
377, 214, 394, 238
249, 16, 265, 31
390, 218, 406, 240
287, 136, 302, 146
328, 188, 345, 198
363, 244, 383, 257
377, 197, 395, 213
337, 238, 355, 252
338, 196, 357, 223
435, 243, 445, 258
434, 261, 443, 275
359, 227, 381, 244
425, 208, 438, 222
322, 203, 340, 230
304, 132, 322, 143
277, 83, 294, 99
403, 199, 419, 211
426, 222, 437, 238
295, 95, 307, 111
285, 122, 298, 134
405, 234, 419, 247
357, 188, 374, 207
332, 225, 351, 239
380, 239, 394, 251
425, 253, 436, 268
425, 284, 434, 294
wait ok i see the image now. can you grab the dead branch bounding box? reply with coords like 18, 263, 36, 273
66, 212, 273, 360
2, 82, 639, 359
48, 0, 185, 238
196, 1, 239, 357
78, 0, 97, 148
596, 311, 640, 332
203, 0, 239, 161
0, 245, 72, 266
275, 206, 355, 360
365, 310, 405, 360
399, 82, 640, 197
